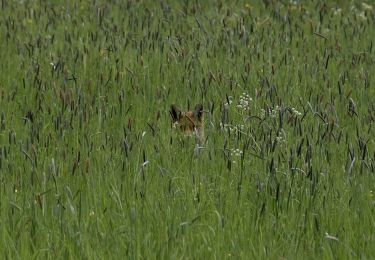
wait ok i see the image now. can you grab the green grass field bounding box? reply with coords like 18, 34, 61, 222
1, 1, 374, 258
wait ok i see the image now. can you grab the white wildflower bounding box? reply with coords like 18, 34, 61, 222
276, 129, 287, 143
231, 148, 243, 157
270, 106, 279, 118
358, 11, 367, 20
237, 93, 252, 111
224, 96, 233, 108
362, 3, 373, 11
333, 8, 342, 16
291, 107, 302, 117
259, 109, 266, 118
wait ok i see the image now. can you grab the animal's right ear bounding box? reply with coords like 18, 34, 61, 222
194, 104, 204, 120
170, 104, 181, 122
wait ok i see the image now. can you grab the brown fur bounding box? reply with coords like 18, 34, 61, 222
170, 104, 204, 139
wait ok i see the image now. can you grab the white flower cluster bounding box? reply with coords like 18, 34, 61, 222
221, 123, 245, 133
276, 134, 285, 143
224, 96, 233, 108
333, 8, 342, 16
350, 3, 372, 21
231, 148, 243, 157
290, 107, 302, 117
237, 93, 252, 111
259, 106, 301, 119
358, 11, 367, 20
231, 148, 243, 164
276, 129, 287, 143
362, 3, 373, 11
259, 109, 266, 118
260, 105, 280, 118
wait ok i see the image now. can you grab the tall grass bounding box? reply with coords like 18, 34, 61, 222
0, 1, 374, 258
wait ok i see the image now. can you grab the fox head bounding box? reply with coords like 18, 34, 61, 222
170, 104, 204, 139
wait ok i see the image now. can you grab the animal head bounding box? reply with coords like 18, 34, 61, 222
170, 104, 204, 137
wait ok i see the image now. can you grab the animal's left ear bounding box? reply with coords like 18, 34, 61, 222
170, 104, 181, 122
194, 104, 203, 120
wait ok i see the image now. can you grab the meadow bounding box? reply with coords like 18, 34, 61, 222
0, 0, 374, 258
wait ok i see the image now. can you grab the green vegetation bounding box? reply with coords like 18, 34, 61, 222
1, 1, 374, 258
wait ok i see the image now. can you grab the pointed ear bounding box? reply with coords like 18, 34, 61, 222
170, 104, 181, 122
194, 104, 203, 120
